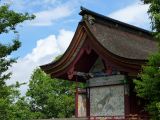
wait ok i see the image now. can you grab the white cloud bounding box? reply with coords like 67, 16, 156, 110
57, 29, 74, 52
29, 0, 82, 26
108, 1, 150, 29
3, 0, 84, 26
8, 29, 74, 95
31, 5, 73, 26
25, 35, 60, 62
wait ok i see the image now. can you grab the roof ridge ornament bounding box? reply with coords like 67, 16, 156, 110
88, 15, 95, 25
81, 6, 95, 25
82, 14, 95, 25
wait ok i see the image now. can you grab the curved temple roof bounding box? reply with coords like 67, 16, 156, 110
40, 7, 158, 80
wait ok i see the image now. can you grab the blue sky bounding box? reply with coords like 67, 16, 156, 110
1, 0, 150, 95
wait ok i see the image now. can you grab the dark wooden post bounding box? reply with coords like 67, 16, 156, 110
124, 82, 130, 116
75, 75, 79, 118
86, 87, 90, 118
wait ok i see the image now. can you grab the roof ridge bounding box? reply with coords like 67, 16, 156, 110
79, 6, 151, 35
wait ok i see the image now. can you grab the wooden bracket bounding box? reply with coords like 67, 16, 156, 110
67, 67, 75, 79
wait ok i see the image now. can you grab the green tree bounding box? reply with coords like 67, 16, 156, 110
27, 68, 79, 119
0, 4, 34, 120
6, 82, 41, 120
134, 0, 160, 119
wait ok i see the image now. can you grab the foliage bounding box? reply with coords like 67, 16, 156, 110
142, 0, 160, 42
7, 97, 37, 120
0, 4, 35, 120
0, 81, 37, 120
27, 68, 84, 119
134, 53, 160, 119
134, 0, 160, 119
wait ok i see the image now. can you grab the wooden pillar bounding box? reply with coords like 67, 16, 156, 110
86, 87, 90, 118
75, 76, 78, 118
124, 84, 130, 116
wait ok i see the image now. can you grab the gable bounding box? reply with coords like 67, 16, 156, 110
90, 57, 105, 73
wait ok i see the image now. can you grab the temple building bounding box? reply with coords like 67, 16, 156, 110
40, 7, 158, 119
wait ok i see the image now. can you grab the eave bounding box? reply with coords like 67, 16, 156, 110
40, 21, 149, 81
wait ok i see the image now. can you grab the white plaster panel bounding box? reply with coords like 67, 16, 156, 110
78, 94, 87, 117
90, 85, 124, 116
